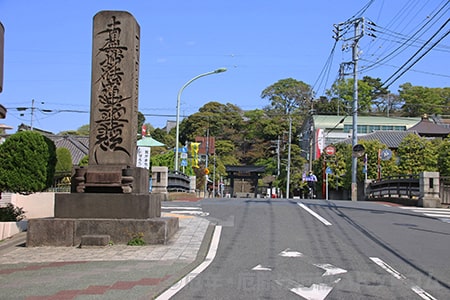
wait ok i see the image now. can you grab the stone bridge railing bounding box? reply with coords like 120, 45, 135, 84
167, 171, 191, 192
366, 172, 442, 207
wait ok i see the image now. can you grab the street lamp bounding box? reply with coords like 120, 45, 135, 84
174, 68, 227, 172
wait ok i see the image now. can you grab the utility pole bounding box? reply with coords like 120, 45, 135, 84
334, 18, 364, 201
276, 137, 280, 177
286, 112, 292, 198
30, 99, 35, 130
350, 18, 364, 202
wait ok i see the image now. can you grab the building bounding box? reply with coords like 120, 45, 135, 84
300, 115, 421, 165
407, 115, 450, 138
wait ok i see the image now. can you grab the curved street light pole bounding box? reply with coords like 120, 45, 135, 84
174, 68, 227, 172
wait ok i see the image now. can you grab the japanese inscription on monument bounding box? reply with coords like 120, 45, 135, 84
89, 11, 140, 166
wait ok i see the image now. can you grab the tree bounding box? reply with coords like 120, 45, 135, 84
399, 83, 447, 117
437, 138, 450, 177
79, 155, 89, 166
55, 147, 73, 173
0, 131, 57, 193
327, 78, 374, 114
261, 78, 313, 193
318, 143, 352, 190
357, 140, 398, 180
138, 111, 146, 135
180, 102, 243, 143
397, 134, 438, 174
58, 124, 90, 136
314, 96, 342, 115
362, 76, 390, 113
261, 78, 312, 114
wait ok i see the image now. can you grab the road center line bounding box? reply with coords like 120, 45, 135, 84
155, 225, 222, 300
298, 203, 332, 226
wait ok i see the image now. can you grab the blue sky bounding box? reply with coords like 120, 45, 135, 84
0, 0, 448, 133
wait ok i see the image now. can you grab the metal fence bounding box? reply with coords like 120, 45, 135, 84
440, 176, 450, 205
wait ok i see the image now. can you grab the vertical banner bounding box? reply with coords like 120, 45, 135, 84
191, 142, 200, 168
141, 124, 147, 137
316, 128, 325, 159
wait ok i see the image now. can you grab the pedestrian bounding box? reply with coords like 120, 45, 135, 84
305, 171, 317, 198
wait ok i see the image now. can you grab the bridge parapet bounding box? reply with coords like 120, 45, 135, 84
366, 172, 443, 207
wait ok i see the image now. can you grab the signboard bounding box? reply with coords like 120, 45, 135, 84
136, 146, 150, 169
352, 144, 365, 158
380, 149, 392, 161
324, 145, 336, 156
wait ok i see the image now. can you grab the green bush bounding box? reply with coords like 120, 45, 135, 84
0, 204, 26, 222
0, 131, 56, 193
127, 232, 146, 246
56, 147, 73, 173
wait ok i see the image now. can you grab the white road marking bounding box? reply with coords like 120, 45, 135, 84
279, 248, 304, 258
369, 257, 405, 280
252, 264, 272, 271
298, 203, 332, 226
167, 210, 210, 216
369, 257, 437, 300
155, 225, 222, 300
161, 206, 209, 216
313, 263, 347, 276
423, 213, 450, 218
411, 285, 438, 300
399, 207, 450, 223
400, 207, 450, 212
290, 280, 339, 300
161, 206, 202, 210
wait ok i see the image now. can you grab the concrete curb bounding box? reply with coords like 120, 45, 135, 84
151, 223, 216, 299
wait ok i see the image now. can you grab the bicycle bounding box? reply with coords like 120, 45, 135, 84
306, 183, 316, 199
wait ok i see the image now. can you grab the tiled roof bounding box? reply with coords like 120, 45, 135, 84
407, 117, 450, 136
50, 135, 89, 165
341, 131, 419, 149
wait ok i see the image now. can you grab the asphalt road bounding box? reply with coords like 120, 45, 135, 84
163, 198, 450, 299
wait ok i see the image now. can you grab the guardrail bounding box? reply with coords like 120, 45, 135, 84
167, 171, 190, 192
366, 174, 420, 205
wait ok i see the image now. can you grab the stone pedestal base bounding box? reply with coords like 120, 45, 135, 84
419, 197, 442, 208
55, 193, 161, 219
26, 217, 179, 247
26, 193, 177, 247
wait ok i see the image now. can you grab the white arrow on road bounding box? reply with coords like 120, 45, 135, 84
313, 263, 348, 276
252, 264, 272, 271
279, 248, 304, 258
290, 282, 335, 300
277, 278, 341, 300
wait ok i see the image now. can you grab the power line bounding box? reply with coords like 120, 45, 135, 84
382, 19, 450, 88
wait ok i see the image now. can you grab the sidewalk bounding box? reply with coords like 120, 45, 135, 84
0, 214, 213, 300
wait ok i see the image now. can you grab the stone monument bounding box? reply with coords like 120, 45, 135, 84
27, 11, 178, 247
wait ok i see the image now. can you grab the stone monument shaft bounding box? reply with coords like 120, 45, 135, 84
89, 11, 140, 166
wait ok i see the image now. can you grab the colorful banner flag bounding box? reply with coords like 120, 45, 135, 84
191, 142, 200, 168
